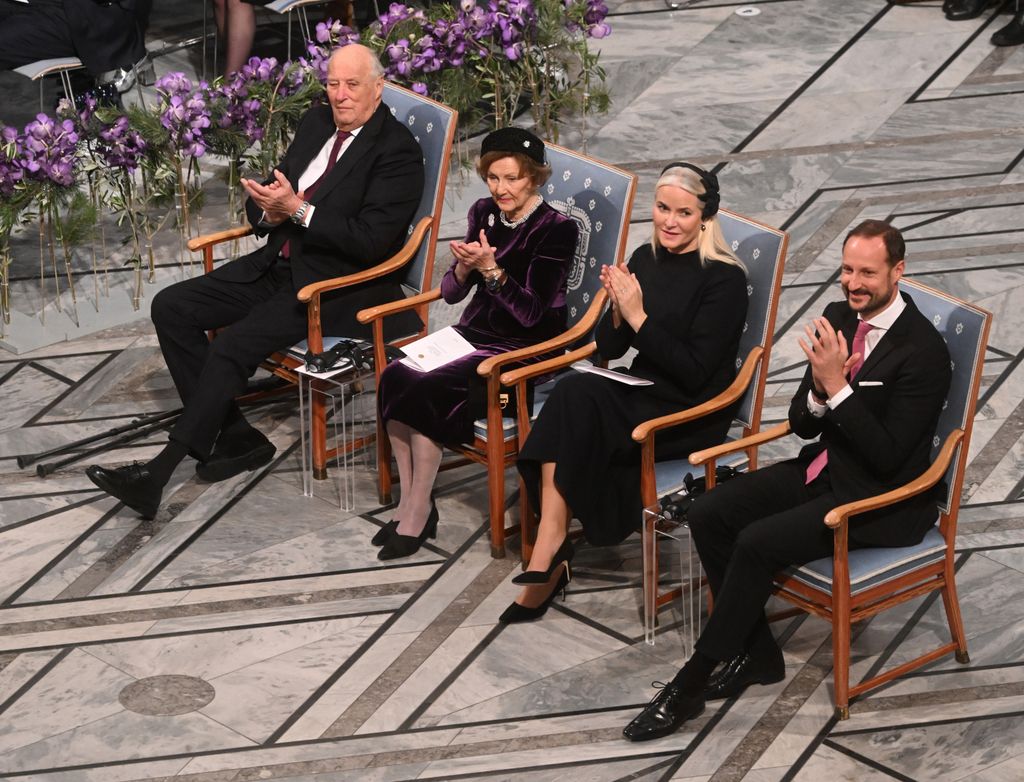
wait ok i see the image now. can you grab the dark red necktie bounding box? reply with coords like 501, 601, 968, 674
281, 129, 350, 260
805, 320, 875, 484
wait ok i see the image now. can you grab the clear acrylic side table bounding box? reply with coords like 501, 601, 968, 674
642, 505, 705, 653
296, 364, 376, 511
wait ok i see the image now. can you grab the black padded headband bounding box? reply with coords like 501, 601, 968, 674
660, 161, 720, 219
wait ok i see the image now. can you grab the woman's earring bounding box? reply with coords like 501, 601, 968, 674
700, 223, 707, 232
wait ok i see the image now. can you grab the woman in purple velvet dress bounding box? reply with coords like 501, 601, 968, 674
373, 127, 579, 560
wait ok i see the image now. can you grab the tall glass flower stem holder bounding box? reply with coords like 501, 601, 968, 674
642, 504, 705, 655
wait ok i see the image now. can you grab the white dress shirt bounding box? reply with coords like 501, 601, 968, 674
263, 125, 360, 228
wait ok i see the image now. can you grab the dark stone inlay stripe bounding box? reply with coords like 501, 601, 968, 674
323, 556, 516, 737
907, 6, 1006, 102
962, 393, 1024, 501
0, 583, 421, 638
26, 360, 74, 385
709, 621, 863, 782
853, 681, 1024, 715
0, 607, 398, 656
23, 351, 118, 427
728, 5, 892, 156
821, 738, 918, 782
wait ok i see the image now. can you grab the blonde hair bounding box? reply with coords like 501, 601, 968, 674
651, 166, 744, 271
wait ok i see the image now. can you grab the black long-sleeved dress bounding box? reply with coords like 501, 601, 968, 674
517, 244, 749, 546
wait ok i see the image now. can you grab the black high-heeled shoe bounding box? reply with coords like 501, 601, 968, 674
498, 568, 570, 624
377, 502, 439, 560
371, 520, 399, 547
512, 537, 574, 584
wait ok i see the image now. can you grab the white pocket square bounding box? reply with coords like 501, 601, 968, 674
858, 380, 884, 387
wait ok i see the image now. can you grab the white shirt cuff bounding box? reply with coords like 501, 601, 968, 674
807, 390, 828, 418
826, 384, 853, 410
301, 204, 315, 227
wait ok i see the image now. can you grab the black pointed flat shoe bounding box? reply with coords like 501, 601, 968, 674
622, 681, 705, 742
373, 499, 438, 547
86, 462, 162, 519
377, 502, 439, 560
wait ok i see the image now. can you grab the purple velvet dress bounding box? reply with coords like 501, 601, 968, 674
378, 198, 578, 444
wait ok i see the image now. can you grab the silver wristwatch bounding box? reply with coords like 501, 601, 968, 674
290, 200, 311, 226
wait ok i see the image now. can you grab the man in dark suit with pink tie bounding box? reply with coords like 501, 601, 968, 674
624, 219, 953, 742
86, 44, 425, 519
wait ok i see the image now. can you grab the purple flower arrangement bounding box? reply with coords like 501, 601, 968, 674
19, 114, 80, 188
0, 126, 24, 200
97, 116, 148, 172
155, 72, 212, 159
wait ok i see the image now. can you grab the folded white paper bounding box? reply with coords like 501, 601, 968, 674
400, 326, 476, 372
572, 361, 654, 386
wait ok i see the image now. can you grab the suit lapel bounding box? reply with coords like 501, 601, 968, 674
309, 102, 388, 205
289, 108, 335, 190
856, 292, 916, 379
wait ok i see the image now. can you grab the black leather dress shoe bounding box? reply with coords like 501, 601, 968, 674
704, 652, 786, 701
195, 429, 276, 482
86, 463, 162, 519
992, 10, 1024, 44
945, 0, 1001, 21
622, 682, 705, 742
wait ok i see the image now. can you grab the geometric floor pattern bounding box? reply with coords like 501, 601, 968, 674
2, 1, 1024, 779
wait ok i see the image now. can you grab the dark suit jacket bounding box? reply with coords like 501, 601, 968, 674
788, 292, 951, 547
221, 101, 425, 336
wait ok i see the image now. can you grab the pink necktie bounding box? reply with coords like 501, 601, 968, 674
281, 130, 350, 261
805, 320, 875, 484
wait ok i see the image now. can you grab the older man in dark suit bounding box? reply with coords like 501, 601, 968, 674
86, 44, 425, 518
623, 219, 953, 742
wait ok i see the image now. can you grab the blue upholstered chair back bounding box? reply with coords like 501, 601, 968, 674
716, 210, 788, 429
382, 83, 457, 293
541, 143, 637, 336
900, 280, 990, 514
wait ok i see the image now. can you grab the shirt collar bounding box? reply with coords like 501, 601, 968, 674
860, 288, 905, 331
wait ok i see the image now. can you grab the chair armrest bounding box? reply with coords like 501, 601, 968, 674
498, 342, 598, 386
357, 287, 442, 325
631, 346, 764, 443
187, 225, 253, 253
688, 420, 792, 467
297, 216, 433, 303
823, 429, 964, 529
479, 293, 607, 380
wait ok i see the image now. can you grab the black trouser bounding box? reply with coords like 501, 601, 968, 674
688, 460, 859, 662
151, 262, 310, 459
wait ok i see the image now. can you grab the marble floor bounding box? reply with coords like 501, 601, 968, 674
2, 0, 1024, 779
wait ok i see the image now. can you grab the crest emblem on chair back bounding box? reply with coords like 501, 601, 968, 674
541, 143, 636, 338
716, 210, 788, 428
383, 83, 457, 294
900, 280, 990, 514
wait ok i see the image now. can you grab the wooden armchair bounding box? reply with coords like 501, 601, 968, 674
638, 211, 788, 635
687, 280, 991, 718
359, 143, 637, 557
187, 83, 457, 479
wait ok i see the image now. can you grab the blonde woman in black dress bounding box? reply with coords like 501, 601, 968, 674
506, 163, 748, 622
